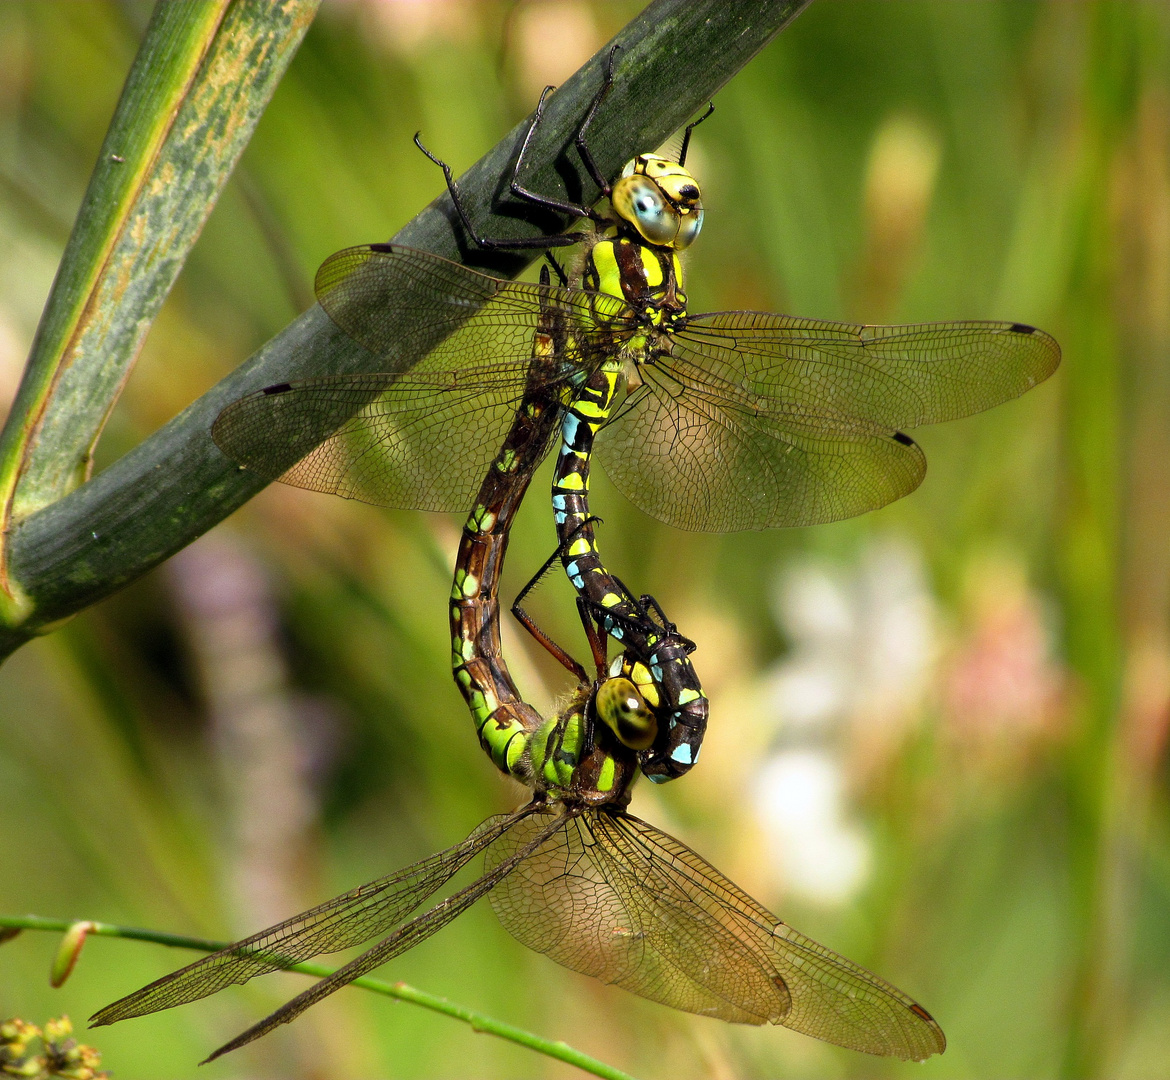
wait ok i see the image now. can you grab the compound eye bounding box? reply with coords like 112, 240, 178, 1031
595, 677, 658, 750
674, 207, 704, 250
621, 177, 678, 245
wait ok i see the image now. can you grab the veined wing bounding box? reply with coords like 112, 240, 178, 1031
213, 245, 631, 511
605, 814, 945, 1061
488, 810, 788, 1025
197, 810, 569, 1063
491, 810, 944, 1062
597, 313, 1057, 532
314, 244, 624, 371
673, 312, 1059, 429
91, 812, 525, 1026
214, 367, 546, 511
597, 367, 925, 532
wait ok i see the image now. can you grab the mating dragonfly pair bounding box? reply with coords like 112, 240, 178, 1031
93, 47, 1058, 1064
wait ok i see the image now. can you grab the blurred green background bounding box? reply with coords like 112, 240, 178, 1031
2, 1, 1169, 1077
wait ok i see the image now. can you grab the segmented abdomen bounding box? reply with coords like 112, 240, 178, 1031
551, 362, 708, 781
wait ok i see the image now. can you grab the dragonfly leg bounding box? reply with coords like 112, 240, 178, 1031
512, 514, 615, 680
506, 84, 606, 222
415, 43, 628, 249
677, 102, 715, 166
572, 44, 620, 197
576, 596, 611, 678
635, 591, 697, 653
543, 251, 569, 287
512, 546, 589, 683
413, 133, 587, 251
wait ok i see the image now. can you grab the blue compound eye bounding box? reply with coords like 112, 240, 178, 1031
631, 184, 673, 243
614, 176, 679, 246
674, 207, 703, 250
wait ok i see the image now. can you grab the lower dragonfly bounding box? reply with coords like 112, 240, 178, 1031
94, 267, 946, 1063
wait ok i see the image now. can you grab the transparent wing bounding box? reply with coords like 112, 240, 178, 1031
212, 245, 626, 511
91, 812, 522, 1026
214, 368, 538, 511
489, 810, 787, 1024
597, 371, 925, 533
199, 810, 567, 1064
675, 311, 1060, 427
596, 312, 1058, 532
489, 810, 945, 1062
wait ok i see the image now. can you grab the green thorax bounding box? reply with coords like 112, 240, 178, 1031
582, 233, 689, 331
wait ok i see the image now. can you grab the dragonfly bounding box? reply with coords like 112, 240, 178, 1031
95, 324, 946, 1062
211, 47, 1059, 772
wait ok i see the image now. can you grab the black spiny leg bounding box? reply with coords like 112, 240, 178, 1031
415, 43, 630, 252
678, 102, 715, 166
572, 43, 620, 196
503, 85, 606, 222
512, 516, 617, 680
414, 131, 587, 251
636, 591, 697, 653
543, 251, 569, 287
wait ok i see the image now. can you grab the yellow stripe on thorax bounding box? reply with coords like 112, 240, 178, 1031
640, 246, 664, 288
591, 241, 623, 302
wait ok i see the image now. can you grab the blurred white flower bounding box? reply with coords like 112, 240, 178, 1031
754, 750, 870, 905
754, 535, 937, 905
766, 535, 937, 751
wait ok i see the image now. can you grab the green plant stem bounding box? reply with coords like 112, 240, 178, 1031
0, 914, 639, 1080
0, 1, 319, 620
0, 0, 813, 661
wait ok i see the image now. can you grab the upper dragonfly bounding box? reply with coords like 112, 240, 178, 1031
211, 48, 1059, 536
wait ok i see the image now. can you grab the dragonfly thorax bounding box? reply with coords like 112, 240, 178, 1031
525, 675, 646, 808
584, 235, 689, 330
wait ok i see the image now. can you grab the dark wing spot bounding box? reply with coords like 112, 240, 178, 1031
1008, 322, 1036, 335
892, 431, 916, 446
262, 383, 293, 395
369, 242, 394, 253
769, 973, 793, 1012
910, 1003, 937, 1023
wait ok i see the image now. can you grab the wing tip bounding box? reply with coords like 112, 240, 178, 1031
906, 1001, 947, 1060
1005, 320, 1062, 377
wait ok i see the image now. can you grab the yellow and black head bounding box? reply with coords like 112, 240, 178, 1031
594, 675, 658, 751
610, 154, 703, 250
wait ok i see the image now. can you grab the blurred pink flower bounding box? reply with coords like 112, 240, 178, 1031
942, 555, 1066, 753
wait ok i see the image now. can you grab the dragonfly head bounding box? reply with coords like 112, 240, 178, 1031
612, 155, 703, 250
595, 676, 658, 751
614, 633, 709, 785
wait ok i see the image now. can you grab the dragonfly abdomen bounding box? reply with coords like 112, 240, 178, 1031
552, 361, 708, 781
449, 392, 561, 785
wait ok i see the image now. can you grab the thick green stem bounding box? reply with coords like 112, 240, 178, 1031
0, 0, 812, 660
0, 914, 639, 1080
0, 0, 319, 618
